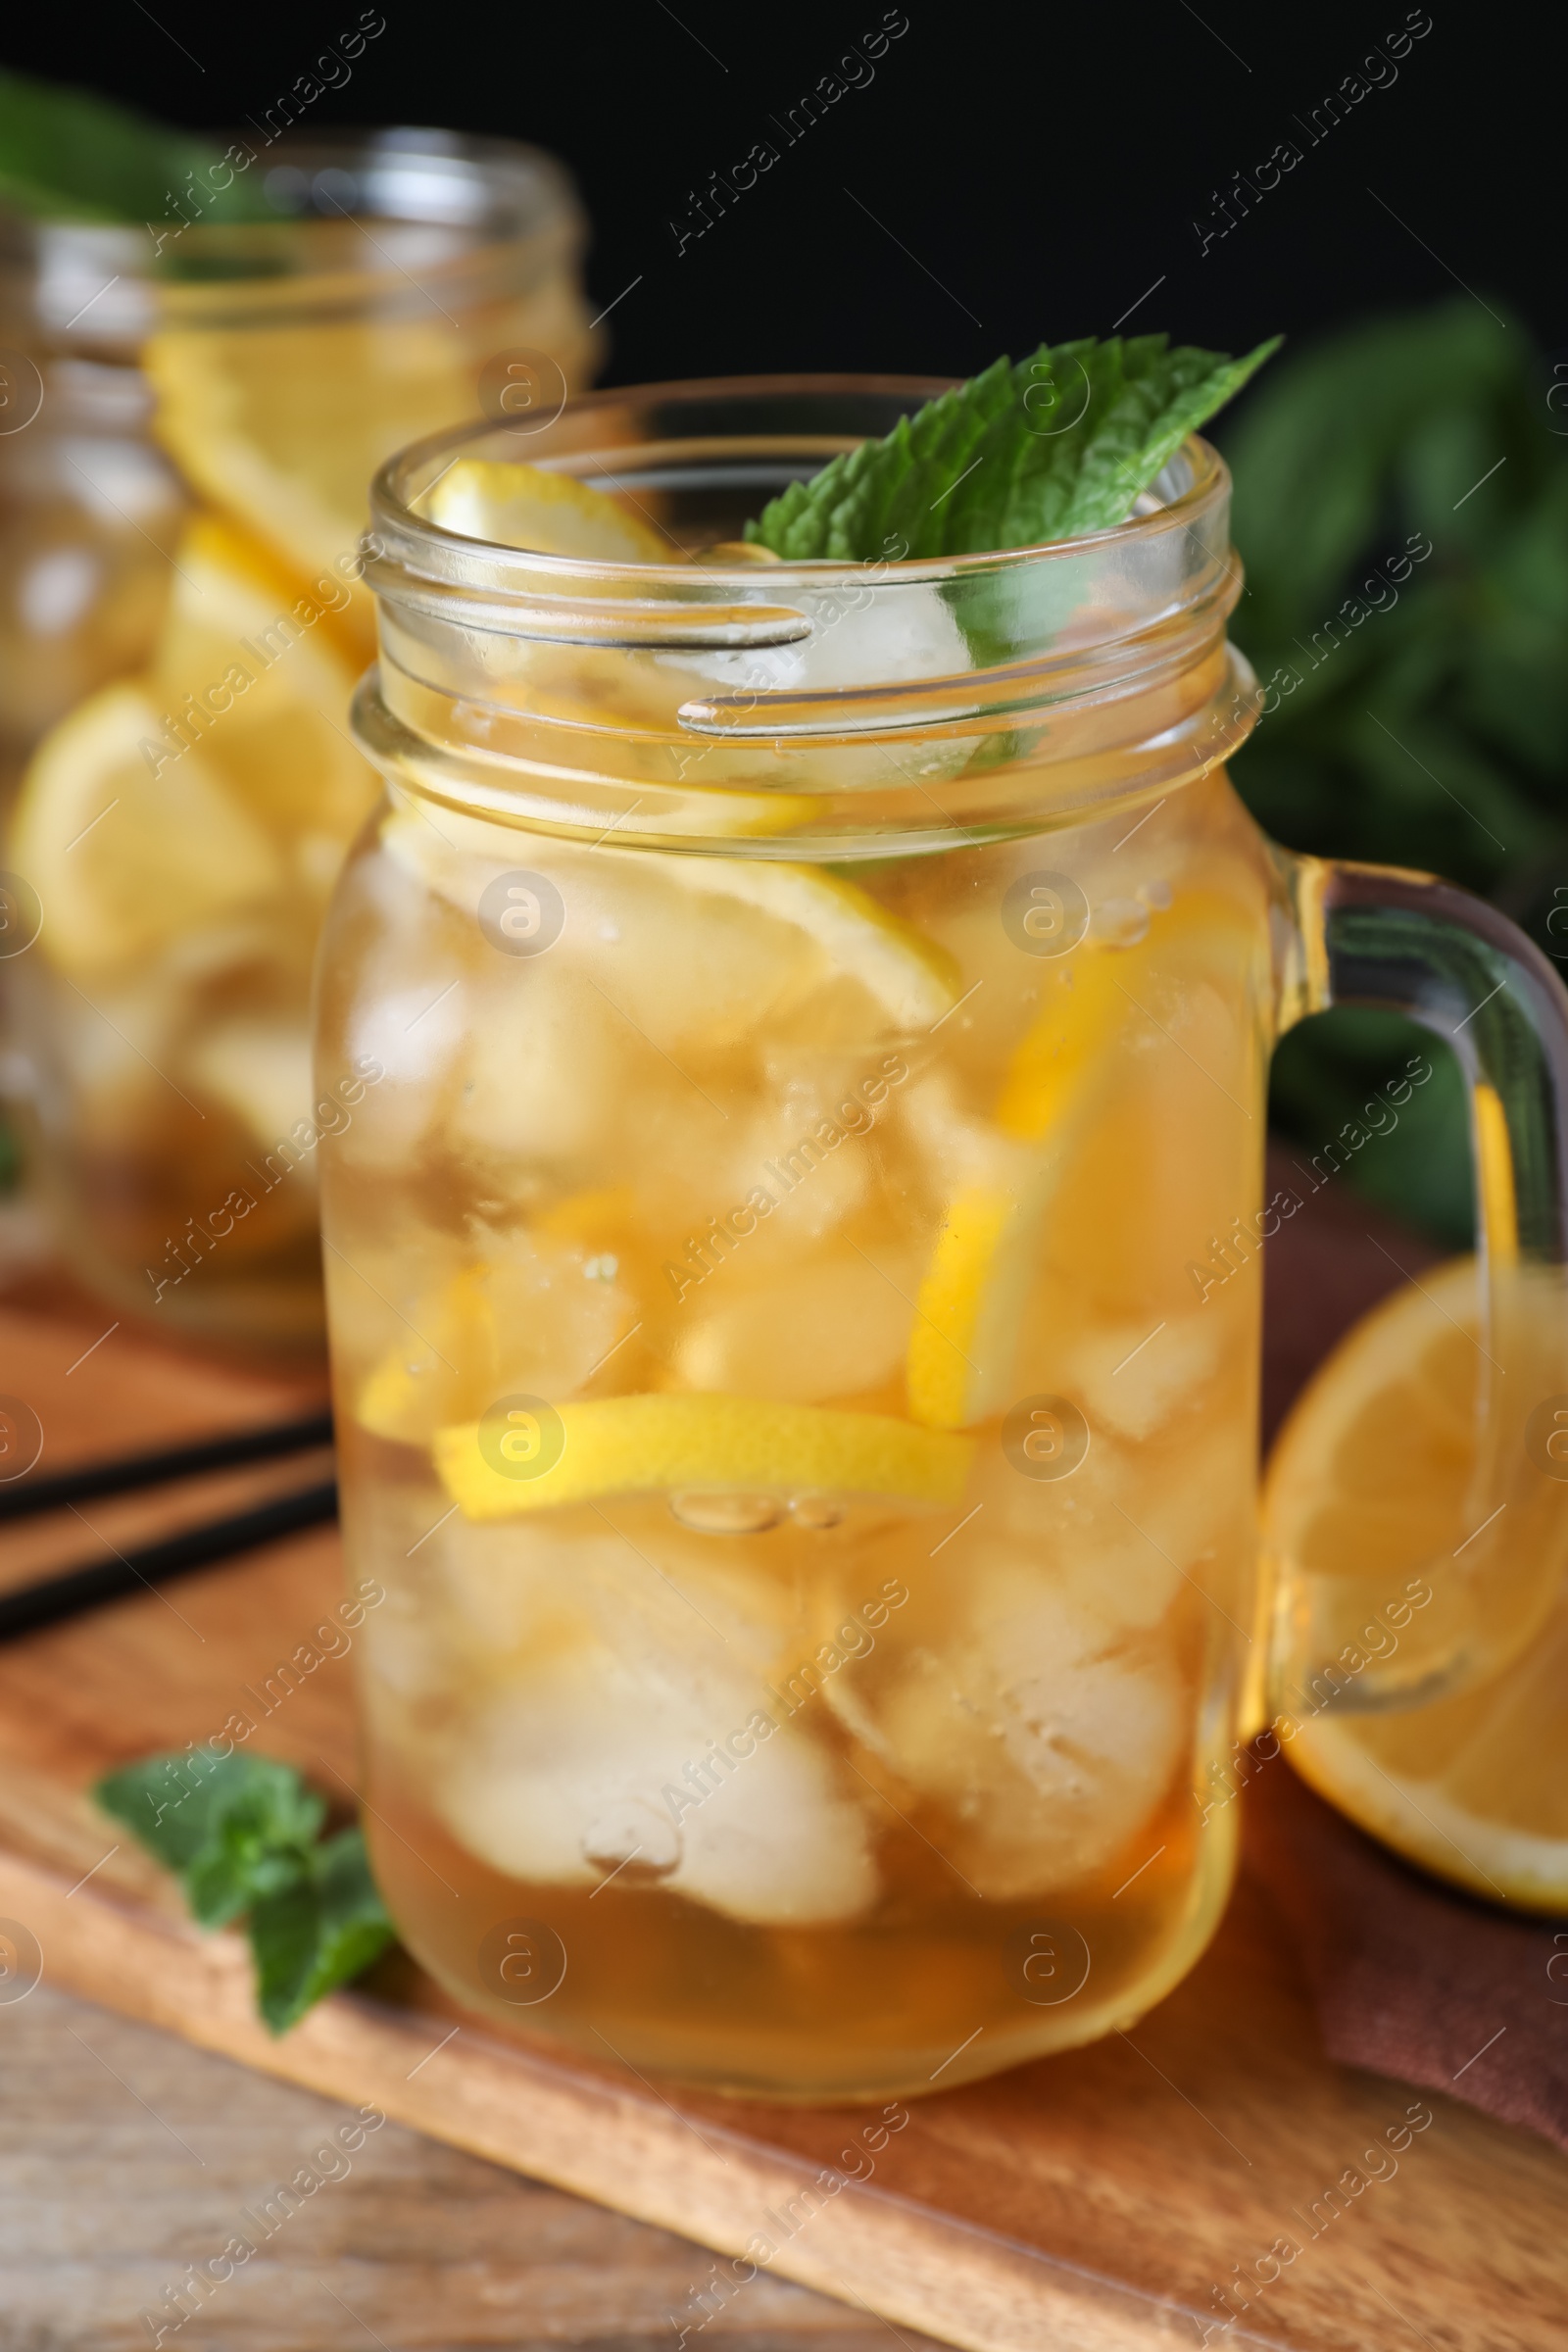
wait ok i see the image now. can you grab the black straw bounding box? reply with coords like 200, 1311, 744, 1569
0, 1411, 333, 1525
0, 1479, 340, 1642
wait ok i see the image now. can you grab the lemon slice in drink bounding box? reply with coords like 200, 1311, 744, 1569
434, 1393, 974, 1520
907, 922, 1161, 1430
357, 1266, 493, 1446
1266, 1259, 1568, 1911
378, 801, 956, 1031
906, 889, 1246, 1430
422, 458, 673, 562
357, 1242, 635, 1449
906, 1184, 1038, 1433
9, 680, 282, 982
666, 859, 959, 1031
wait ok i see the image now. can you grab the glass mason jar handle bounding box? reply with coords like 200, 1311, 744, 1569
1269, 852, 1568, 1714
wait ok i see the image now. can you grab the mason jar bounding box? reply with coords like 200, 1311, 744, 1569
0, 129, 596, 1350
319, 381, 1568, 2098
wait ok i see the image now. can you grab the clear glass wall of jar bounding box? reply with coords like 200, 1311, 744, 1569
321, 383, 1568, 2099
0, 130, 597, 1351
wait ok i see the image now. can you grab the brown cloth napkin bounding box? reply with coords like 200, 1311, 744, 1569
1252, 1145, 1567, 2151
1242, 1761, 1568, 2153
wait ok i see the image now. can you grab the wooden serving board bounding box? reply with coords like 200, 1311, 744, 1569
1, 1285, 1564, 2352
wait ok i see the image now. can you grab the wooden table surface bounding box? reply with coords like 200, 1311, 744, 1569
0, 1159, 1467, 2352
1, 1982, 934, 2351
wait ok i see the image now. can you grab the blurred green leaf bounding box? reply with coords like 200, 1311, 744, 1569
249, 1830, 395, 2034
98, 1746, 392, 2031
0, 67, 275, 227
181, 1781, 327, 1928
97, 1747, 319, 1883
1221, 301, 1568, 1242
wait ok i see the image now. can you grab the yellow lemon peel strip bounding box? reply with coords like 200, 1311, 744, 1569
434, 1393, 974, 1520
907, 892, 1236, 1430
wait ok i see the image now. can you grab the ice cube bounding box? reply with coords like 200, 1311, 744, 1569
1067, 1313, 1224, 1443
657, 585, 975, 794
346, 963, 466, 1092
355, 1235, 633, 1446
452, 964, 632, 1167
562, 854, 829, 1058
430, 1520, 877, 1925
668, 582, 970, 696
675, 1250, 912, 1402
832, 1554, 1184, 1899
975, 1444, 1186, 1631
380, 811, 822, 1059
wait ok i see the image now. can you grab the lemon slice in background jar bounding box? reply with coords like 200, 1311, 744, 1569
434, 1394, 974, 1519
182, 1017, 316, 1154
144, 318, 586, 651
1265, 1258, 1568, 1912
153, 516, 378, 868
9, 679, 282, 981
421, 458, 673, 562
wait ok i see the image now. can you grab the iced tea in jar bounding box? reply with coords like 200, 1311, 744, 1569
321, 380, 1568, 2097
0, 131, 595, 1350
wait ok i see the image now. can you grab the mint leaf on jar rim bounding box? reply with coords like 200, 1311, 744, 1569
744, 334, 1281, 562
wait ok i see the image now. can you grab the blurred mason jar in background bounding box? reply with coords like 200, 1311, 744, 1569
0, 129, 598, 1352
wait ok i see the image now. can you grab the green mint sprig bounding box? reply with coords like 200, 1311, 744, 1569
0, 67, 274, 226
96, 1747, 395, 2034
744, 333, 1281, 561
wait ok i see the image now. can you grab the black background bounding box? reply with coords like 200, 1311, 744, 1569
2, 0, 1559, 387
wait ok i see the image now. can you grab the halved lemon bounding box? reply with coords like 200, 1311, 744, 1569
434, 1393, 974, 1520
1265, 1258, 1568, 1912
8, 679, 282, 981
1265, 1259, 1479, 1602
422, 459, 673, 563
